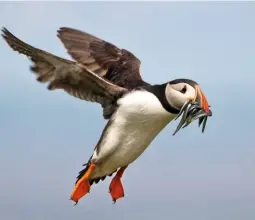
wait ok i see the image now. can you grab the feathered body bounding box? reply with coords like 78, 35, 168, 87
80, 90, 175, 185
1, 26, 211, 203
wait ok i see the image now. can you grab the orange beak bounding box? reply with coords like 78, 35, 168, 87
195, 85, 210, 115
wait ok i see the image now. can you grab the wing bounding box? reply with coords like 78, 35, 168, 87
57, 27, 149, 89
2, 27, 128, 118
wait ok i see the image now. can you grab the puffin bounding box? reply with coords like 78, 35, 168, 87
2, 27, 212, 204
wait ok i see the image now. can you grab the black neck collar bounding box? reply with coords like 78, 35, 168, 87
141, 84, 180, 114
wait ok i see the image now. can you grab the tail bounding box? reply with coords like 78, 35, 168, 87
1, 27, 75, 87
76, 157, 117, 186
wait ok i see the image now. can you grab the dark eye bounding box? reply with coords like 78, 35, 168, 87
180, 85, 187, 94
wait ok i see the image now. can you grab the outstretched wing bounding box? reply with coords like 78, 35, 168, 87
57, 27, 149, 89
2, 28, 128, 118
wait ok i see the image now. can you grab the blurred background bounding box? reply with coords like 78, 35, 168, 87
0, 2, 254, 220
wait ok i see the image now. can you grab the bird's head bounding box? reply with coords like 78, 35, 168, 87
165, 79, 212, 135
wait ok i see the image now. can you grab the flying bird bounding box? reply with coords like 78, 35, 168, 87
2, 27, 212, 204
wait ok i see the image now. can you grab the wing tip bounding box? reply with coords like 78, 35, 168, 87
1, 27, 10, 40
1, 26, 8, 34
1, 27, 25, 49
57, 27, 73, 41
57, 27, 82, 37
57, 27, 67, 35
1, 27, 17, 39
1, 27, 20, 50
57, 26, 103, 44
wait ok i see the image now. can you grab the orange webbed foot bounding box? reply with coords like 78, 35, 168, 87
109, 166, 127, 203
109, 176, 125, 203
71, 179, 90, 204
70, 163, 96, 204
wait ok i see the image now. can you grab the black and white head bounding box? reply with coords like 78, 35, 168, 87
165, 79, 212, 135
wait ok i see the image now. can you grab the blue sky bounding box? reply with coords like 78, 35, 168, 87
0, 2, 255, 220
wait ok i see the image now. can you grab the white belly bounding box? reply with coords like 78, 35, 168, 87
90, 90, 175, 179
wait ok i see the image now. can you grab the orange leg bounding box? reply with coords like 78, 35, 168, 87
70, 163, 96, 204
109, 166, 128, 203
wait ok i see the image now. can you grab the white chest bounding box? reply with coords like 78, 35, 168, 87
91, 90, 175, 177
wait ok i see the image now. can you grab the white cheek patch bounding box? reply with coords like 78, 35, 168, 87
165, 83, 196, 110
165, 84, 185, 110
185, 84, 196, 100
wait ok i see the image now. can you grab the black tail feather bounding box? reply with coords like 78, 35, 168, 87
75, 158, 117, 186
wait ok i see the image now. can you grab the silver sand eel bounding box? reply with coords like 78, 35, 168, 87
173, 100, 212, 135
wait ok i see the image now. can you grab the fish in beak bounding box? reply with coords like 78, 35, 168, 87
173, 85, 212, 135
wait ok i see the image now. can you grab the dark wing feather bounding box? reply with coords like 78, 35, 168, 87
57, 27, 149, 89
2, 27, 127, 118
